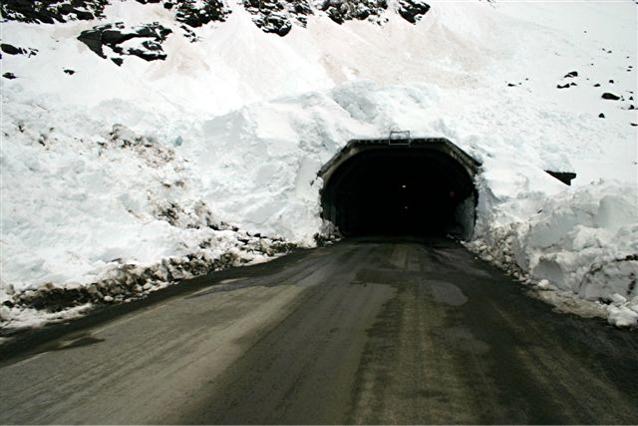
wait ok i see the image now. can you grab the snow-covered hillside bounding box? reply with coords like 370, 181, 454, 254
1, 0, 637, 329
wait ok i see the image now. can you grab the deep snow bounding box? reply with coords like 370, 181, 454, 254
1, 0, 637, 329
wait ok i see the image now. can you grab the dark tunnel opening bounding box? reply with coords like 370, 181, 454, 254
320, 139, 479, 239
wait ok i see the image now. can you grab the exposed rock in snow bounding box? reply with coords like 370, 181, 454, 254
243, 0, 313, 36
163, 0, 231, 28
319, 0, 389, 25
0, 43, 38, 57
77, 22, 172, 63
1, 0, 430, 39
1, 231, 294, 329
0, 0, 109, 23
601, 92, 621, 100
396, 0, 429, 24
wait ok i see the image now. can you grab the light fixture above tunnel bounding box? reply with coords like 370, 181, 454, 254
318, 136, 481, 240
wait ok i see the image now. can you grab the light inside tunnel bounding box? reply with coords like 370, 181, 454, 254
320, 140, 479, 239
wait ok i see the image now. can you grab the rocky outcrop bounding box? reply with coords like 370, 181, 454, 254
133, 0, 231, 27
77, 22, 172, 64
0, 0, 109, 23
3, 0, 433, 64
243, 0, 313, 36
397, 0, 430, 24
601, 92, 621, 101
0, 43, 38, 57
319, 0, 389, 24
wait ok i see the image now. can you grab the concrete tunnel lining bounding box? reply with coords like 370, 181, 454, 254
318, 137, 481, 239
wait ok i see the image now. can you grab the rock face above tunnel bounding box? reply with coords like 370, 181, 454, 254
1, 0, 431, 41
0, 0, 109, 23
243, 0, 313, 36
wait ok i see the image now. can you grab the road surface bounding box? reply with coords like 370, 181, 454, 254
1, 238, 637, 424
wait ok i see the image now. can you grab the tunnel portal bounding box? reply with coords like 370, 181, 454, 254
319, 137, 480, 239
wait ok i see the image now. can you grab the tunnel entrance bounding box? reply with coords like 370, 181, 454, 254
319, 137, 480, 239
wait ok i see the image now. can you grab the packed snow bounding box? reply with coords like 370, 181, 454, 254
1, 0, 637, 329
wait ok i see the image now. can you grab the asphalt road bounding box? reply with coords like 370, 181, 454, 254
1, 238, 637, 424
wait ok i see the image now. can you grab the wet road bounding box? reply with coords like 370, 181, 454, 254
1, 238, 637, 424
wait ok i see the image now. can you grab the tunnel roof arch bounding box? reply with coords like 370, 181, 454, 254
318, 137, 482, 187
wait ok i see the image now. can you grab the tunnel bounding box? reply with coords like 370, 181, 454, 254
319, 137, 480, 239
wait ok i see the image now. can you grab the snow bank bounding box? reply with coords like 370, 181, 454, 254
468, 180, 638, 327
0, 89, 296, 330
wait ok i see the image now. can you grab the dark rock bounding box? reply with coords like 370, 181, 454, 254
262, 13, 293, 36
78, 22, 172, 63
0, 43, 38, 57
170, 0, 231, 28
507, 83, 517, 87
77, 25, 109, 58
598, 113, 605, 118
609, 79, 614, 84
601, 92, 621, 100
320, 0, 388, 24
244, 0, 312, 35
111, 57, 123, 66
63, 69, 75, 75
629, 105, 635, 110
545, 170, 577, 186
1, 43, 24, 55
3, 72, 17, 79
556, 83, 571, 89
563, 71, 578, 78
180, 25, 199, 42
397, 0, 430, 24
0, 0, 109, 24
593, 83, 600, 87
631, 123, 637, 127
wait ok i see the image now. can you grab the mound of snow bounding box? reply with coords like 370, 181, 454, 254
468, 180, 638, 327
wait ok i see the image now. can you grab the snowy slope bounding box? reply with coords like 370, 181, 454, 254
1, 0, 637, 329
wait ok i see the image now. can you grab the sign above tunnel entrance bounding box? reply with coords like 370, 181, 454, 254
388, 130, 412, 145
